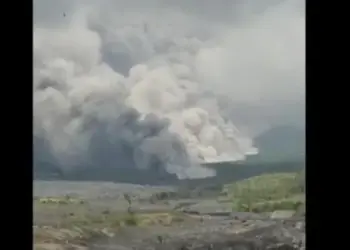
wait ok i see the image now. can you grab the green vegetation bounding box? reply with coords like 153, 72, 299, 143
249, 195, 303, 213
225, 171, 305, 213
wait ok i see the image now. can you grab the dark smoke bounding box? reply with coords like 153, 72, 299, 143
33, 0, 304, 180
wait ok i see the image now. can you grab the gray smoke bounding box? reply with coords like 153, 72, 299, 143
33, 0, 305, 179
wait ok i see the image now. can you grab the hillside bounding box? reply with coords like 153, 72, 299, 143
247, 125, 305, 163
225, 172, 305, 213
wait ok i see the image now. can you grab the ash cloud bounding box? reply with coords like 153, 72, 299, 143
33, 0, 305, 179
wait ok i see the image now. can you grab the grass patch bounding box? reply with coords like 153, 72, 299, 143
250, 197, 304, 213
137, 212, 185, 226
226, 171, 305, 212
34, 201, 141, 229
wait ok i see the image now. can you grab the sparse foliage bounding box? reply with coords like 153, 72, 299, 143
228, 172, 305, 212
123, 193, 132, 205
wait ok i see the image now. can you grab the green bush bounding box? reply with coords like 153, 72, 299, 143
123, 214, 138, 226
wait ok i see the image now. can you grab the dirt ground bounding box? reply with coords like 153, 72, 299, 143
33, 181, 305, 250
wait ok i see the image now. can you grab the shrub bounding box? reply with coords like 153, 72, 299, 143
123, 214, 138, 226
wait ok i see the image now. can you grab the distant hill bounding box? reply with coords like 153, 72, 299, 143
247, 125, 305, 163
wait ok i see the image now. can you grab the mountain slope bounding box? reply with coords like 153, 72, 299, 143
247, 125, 305, 163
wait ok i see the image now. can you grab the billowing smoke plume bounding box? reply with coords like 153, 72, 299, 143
33, 0, 305, 179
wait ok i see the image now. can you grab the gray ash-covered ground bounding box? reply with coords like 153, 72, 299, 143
34, 181, 305, 250
89, 218, 305, 250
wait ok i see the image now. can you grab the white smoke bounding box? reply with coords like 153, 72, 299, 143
33, 0, 305, 179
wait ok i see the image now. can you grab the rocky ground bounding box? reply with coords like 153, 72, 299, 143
33, 181, 305, 250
